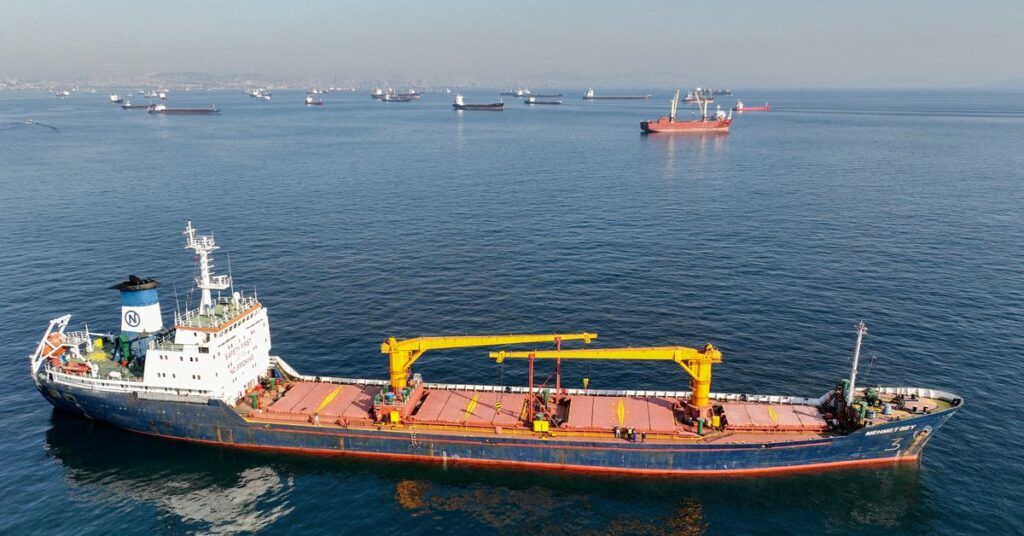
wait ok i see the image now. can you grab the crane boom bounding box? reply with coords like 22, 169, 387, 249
490, 344, 722, 408
381, 333, 597, 391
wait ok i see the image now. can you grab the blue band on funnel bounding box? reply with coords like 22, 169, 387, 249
120, 288, 159, 306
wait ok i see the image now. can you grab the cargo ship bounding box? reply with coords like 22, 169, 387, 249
583, 88, 652, 100
733, 100, 770, 112
382, 94, 416, 102
641, 90, 732, 133
453, 94, 504, 111
683, 88, 712, 104
29, 224, 960, 476
147, 104, 219, 115
525, 96, 562, 105
109, 94, 123, 104
120, 100, 150, 110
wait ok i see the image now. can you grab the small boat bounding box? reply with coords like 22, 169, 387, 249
582, 88, 652, 100
109, 94, 123, 104
733, 100, 770, 112
158, 91, 167, 100
147, 104, 219, 115
640, 90, 731, 133
524, 96, 561, 105
453, 94, 504, 111
305, 95, 324, 106
120, 100, 149, 110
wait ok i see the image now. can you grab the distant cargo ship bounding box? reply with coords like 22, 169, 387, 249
582, 88, 652, 100
499, 88, 530, 97
382, 94, 416, 102
120, 100, 149, 110
640, 90, 731, 133
453, 94, 504, 111
109, 94, 123, 104
525, 96, 562, 105
683, 88, 713, 104
733, 100, 770, 112
29, 223, 961, 477
147, 104, 219, 115
305, 95, 324, 106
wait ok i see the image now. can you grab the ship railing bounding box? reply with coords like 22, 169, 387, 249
271, 356, 389, 385
863, 386, 962, 405
175, 296, 260, 328
268, 358, 958, 407
419, 384, 823, 406
136, 391, 212, 404
269, 359, 822, 406
148, 331, 183, 351
63, 330, 96, 346
43, 367, 217, 399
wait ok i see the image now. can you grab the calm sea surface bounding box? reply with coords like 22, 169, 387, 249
0, 88, 1021, 535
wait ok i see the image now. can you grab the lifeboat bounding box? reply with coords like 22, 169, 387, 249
43, 332, 66, 366
61, 361, 91, 376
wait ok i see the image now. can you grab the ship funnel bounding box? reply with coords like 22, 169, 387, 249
111, 275, 163, 335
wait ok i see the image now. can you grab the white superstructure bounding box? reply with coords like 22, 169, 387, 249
29, 223, 274, 404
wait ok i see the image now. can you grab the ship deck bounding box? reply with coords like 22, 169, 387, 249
239, 381, 862, 444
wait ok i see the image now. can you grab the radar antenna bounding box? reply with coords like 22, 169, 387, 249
183, 222, 231, 313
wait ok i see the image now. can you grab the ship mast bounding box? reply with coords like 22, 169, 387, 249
847, 321, 868, 406
697, 87, 709, 121
184, 221, 231, 313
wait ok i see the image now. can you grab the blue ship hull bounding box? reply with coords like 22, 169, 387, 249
35, 378, 958, 476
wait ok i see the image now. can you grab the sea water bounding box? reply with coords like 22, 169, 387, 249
0, 88, 1021, 534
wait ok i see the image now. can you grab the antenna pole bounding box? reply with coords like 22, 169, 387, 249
227, 252, 235, 296
847, 321, 868, 406
173, 282, 181, 323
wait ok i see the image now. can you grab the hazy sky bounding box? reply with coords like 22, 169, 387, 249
2, 0, 1022, 87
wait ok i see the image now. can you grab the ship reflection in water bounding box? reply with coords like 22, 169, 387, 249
46, 411, 934, 534
44, 413, 294, 534
644, 131, 730, 180
395, 479, 708, 534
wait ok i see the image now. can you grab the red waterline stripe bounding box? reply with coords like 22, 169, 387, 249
136, 430, 917, 477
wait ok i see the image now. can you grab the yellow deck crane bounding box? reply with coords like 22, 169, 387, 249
381, 333, 598, 393
489, 343, 723, 409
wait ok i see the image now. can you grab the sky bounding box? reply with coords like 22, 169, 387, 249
2, 0, 1022, 87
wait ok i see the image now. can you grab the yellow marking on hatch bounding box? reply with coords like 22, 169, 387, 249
316, 387, 342, 413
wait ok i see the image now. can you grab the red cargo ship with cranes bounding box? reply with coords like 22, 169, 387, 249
641, 90, 732, 133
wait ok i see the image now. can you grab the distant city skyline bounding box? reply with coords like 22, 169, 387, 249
2, 0, 1022, 88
